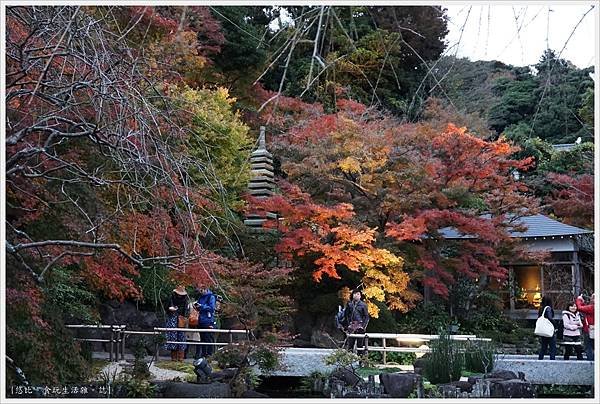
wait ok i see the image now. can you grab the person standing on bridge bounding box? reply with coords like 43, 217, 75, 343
194, 287, 217, 360
343, 289, 370, 356
164, 285, 190, 361
562, 302, 584, 360
537, 295, 557, 360
576, 293, 595, 360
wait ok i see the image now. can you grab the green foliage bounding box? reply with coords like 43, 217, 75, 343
422, 329, 464, 384
250, 345, 281, 373
396, 302, 451, 334
6, 286, 91, 385
578, 87, 594, 128
488, 49, 594, 143
179, 85, 252, 193
462, 340, 496, 374
211, 6, 269, 91
488, 77, 537, 133
366, 301, 398, 333
432, 56, 513, 119
540, 142, 594, 175
356, 367, 404, 377
422, 381, 443, 398
132, 339, 151, 379
324, 348, 361, 369
171, 84, 253, 235
299, 371, 329, 395
212, 344, 247, 369
154, 360, 195, 374
111, 373, 156, 398
44, 266, 99, 323
136, 265, 175, 309
212, 340, 282, 374
367, 351, 416, 365
537, 384, 592, 398
121, 378, 157, 398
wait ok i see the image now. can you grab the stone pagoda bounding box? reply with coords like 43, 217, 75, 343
244, 126, 277, 230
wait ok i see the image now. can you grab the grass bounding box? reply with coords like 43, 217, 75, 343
460, 370, 480, 377
154, 361, 195, 374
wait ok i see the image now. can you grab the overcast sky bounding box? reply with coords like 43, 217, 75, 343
443, 3, 597, 68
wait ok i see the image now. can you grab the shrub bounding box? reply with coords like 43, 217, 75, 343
368, 350, 416, 365
422, 329, 464, 384
462, 340, 496, 374
396, 302, 451, 334
324, 348, 361, 370
366, 301, 398, 333
135, 265, 175, 309
132, 339, 151, 379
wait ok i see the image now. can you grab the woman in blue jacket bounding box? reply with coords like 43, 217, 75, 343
193, 288, 217, 359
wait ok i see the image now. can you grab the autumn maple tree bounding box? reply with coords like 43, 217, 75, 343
4, 6, 284, 385
262, 99, 538, 300
546, 173, 593, 229
249, 182, 420, 317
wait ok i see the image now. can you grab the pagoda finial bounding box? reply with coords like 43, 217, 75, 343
258, 126, 266, 150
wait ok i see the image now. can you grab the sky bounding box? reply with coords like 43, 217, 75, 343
443, 3, 597, 68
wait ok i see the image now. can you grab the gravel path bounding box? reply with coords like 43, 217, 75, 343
98, 361, 191, 382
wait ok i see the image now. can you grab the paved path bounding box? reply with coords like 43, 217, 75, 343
494, 354, 595, 385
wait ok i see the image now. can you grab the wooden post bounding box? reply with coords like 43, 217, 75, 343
383, 338, 387, 365
229, 330, 233, 344
572, 250, 581, 296
120, 328, 126, 361
109, 328, 114, 362
364, 334, 369, 356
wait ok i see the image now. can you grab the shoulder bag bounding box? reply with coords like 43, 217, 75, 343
534, 306, 555, 337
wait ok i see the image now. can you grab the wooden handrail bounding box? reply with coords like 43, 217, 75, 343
153, 327, 249, 334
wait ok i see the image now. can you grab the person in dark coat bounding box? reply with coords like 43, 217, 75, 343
538, 295, 556, 360
193, 287, 217, 359
343, 289, 370, 356
164, 285, 190, 361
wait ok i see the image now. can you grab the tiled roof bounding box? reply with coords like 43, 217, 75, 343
438, 214, 592, 239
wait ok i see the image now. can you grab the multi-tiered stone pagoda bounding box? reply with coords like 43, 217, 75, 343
244, 126, 277, 230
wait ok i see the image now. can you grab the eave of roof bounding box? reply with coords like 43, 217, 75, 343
437, 214, 592, 240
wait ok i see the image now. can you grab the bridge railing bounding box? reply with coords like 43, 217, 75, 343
345, 332, 492, 364
66, 325, 251, 362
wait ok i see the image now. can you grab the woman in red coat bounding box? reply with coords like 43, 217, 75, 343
576, 293, 595, 360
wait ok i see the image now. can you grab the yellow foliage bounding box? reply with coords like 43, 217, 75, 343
366, 300, 380, 318
363, 285, 385, 301
338, 286, 351, 305
338, 157, 361, 174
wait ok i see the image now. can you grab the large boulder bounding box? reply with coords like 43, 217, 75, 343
100, 300, 161, 329
98, 301, 161, 353
210, 368, 237, 382
379, 372, 421, 398
155, 381, 232, 398
412, 356, 429, 374
485, 370, 518, 380
331, 368, 361, 388
489, 379, 535, 398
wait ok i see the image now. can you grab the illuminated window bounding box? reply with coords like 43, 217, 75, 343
513, 265, 542, 309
